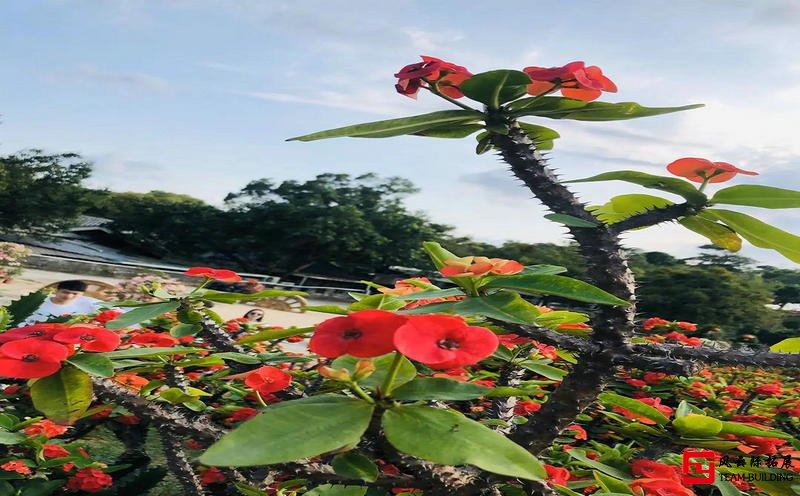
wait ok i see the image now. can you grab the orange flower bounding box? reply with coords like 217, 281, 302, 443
524, 61, 617, 101
440, 256, 524, 278
629, 478, 695, 496
112, 373, 149, 391
666, 157, 758, 183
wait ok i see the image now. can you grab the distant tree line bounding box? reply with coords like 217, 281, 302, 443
1, 149, 797, 343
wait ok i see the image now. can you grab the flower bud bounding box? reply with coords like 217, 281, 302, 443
352, 360, 376, 381
318, 366, 351, 382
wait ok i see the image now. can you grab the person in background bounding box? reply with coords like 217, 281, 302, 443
23, 280, 103, 325
243, 309, 265, 322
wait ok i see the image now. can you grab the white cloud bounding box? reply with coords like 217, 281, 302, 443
43, 64, 176, 94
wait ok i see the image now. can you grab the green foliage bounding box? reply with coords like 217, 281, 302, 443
331, 452, 379, 482
508, 96, 704, 121
703, 209, 800, 263
565, 170, 707, 205
382, 405, 545, 480
66, 353, 115, 377
5, 290, 48, 327
710, 185, 800, 209
30, 366, 93, 424
459, 70, 531, 108
587, 194, 673, 225
597, 392, 669, 426
200, 396, 374, 466
287, 110, 482, 141
678, 217, 742, 252
391, 377, 491, 400
483, 274, 630, 305
105, 301, 180, 330
0, 150, 92, 235
401, 292, 542, 324
331, 353, 417, 391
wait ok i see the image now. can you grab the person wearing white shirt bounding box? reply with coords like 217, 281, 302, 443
23, 280, 103, 325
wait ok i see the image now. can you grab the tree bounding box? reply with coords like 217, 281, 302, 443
224, 173, 452, 274
0, 150, 91, 235
83, 190, 227, 259
636, 264, 784, 336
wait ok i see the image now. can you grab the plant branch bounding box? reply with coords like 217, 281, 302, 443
608, 202, 699, 234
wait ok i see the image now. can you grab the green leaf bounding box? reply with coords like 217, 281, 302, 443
703, 209, 800, 263
234, 482, 267, 496
565, 170, 707, 205
534, 311, 590, 327
711, 185, 800, 209
305, 485, 367, 496
0, 431, 23, 445
199, 289, 307, 303
678, 216, 742, 252
331, 452, 379, 482
382, 405, 545, 480
288, 110, 483, 141
237, 326, 313, 344
511, 96, 703, 121
6, 291, 48, 327
101, 347, 203, 358
712, 479, 745, 496
169, 322, 202, 337
105, 301, 180, 330
331, 353, 417, 391
518, 264, 568, 275
400, 292, 542, 325
213, 352, 262, 364
770, 337, 800, 353
66, 354, 114, 378
30, 366, 92, 424
597, 392, 669, 426
391, 378, 490, 400
347, 294, 406, 312
593, 471, 636, 494
544, 213, 598, 228
0, 414, 19, 430
673, 415, 723, 437
484, 274, 629, 306
675, 400, 705, 418
17, 480, 65, 496
587, 194, 674, 225
567, 450, 631, 480
517, 122, 560, 150
519, 361, 567, 380
413, 123, 485, 138
422, 241, 477, 295
200, 396, 374, 466
718, 421, 792, 440
159, 387, 198, 405
459, 70, 531, 108
305, 305, 349, 315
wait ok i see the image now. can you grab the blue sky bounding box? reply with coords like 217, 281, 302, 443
1, 1, 798, 267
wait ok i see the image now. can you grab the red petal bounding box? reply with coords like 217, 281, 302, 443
0, 358, 62, 378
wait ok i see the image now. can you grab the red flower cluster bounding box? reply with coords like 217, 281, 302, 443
309, 310, 499, 369
0, 323, 120, 378
629, 477, 695, 496
395, 56, 472, 99
440, 256, 524, 278
244, 366, 292, 396
128, 332, 179, 347
66, 468, 113, 493
184, 266, 242, 282
378, 277, 463, 310
1, 460, 31, 475
23, 419, 67, 438
666, 157, 758, 183
523, 61, 617, 101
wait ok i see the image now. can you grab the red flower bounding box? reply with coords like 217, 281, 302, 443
393, 314, 499, 369
54, 326, 121, 352
666, 157, 758, 183
643, 372, 667, 385
395, 56, 471, 99
66, 468, 113, 493
754, 382, 783, 396
42, 444, 71, 458
498, 333, 533, 348
629, 478, 695, 496
642, 318, 669, 331
514, 400, 542, 416
1, 461, 31, 475
544, 464, 571, 486
24, 419, 68, 438
677, 321, 697, 332
739, 435, 787, 455
184, 266, 242, 282
523, 61, 617, 101
309, 310, 407, 358
200, 466, 226, 486
440, 256, 524, 278
626, 379, 646, 388
0, 338, 69, 378
0, 323, 66, 343
631, 459, 681, 481
244, 366, 292, 395
128, 332, 179, 347
113, 373, 150, 391
225, 407, 259, 423
564, 424, 588, 440
93, 310, 123, 324
613, 397, 673, 425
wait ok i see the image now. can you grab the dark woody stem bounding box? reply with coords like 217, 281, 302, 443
490, 118, 635, 451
